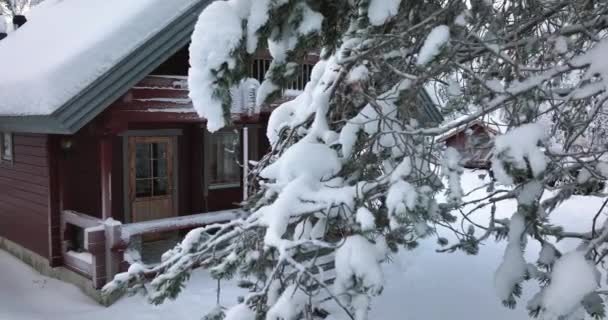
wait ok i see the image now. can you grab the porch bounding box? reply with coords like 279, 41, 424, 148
60, 209, 241, 289
54, 76, 269, 289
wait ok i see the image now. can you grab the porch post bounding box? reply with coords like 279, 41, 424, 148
100, 134, 124, 284
242, 126, 249, 201
100, 136, 113, 220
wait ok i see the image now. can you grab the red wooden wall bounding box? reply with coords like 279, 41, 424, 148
60, 125, 102, 218
0, 134, 51, 259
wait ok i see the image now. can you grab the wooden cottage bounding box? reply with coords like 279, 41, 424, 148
437, 120, 498, 169
0, 0, 443, 300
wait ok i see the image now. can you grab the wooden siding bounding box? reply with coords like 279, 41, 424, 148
60, 125, 102, 218
58, 73, 274, 227
444, 125, 494, 170
0, 134, 51, 259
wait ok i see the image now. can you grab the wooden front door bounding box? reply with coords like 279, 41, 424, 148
128, 136, 177, 225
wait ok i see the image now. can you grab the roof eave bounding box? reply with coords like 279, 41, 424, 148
0, 0, 211, 135
0, 115, 71, 134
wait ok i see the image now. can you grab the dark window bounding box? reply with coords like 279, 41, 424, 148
208, 130, 241, 188
135, 142, 170, 197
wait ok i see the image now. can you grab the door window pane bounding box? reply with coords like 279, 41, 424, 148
153, 178, 168, 196
136, 179, 152, 197
152, 143, 166, 160
136, 157, 150, 179
152, 159, 167, 178
135, 141, 171, 197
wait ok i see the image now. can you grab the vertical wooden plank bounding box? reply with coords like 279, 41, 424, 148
167, 136, 176, 217
104, 221, 122, 285
128, 136, 136, 221
100, 136, 113, 220
242, 127, 249, 201
190, 126, 204, 213
47, 135, 62, 267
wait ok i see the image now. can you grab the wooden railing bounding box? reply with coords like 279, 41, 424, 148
60, 210, 105, 288
117, 209, 240, 246
61, 209, 241, 289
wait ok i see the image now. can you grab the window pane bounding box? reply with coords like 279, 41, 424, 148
136, 143, 150, 160
152, 143, 166, 160
136, 157, 150, 179
136, 179, 152, 197
152, 159, 167, 178
153, 178, 168, 196
3, 133, 12, 159
209, 131, 240, 185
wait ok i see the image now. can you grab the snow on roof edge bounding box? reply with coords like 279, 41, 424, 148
0, 0, 201, 117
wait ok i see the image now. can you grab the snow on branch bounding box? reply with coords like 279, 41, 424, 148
109, 1, 608, 319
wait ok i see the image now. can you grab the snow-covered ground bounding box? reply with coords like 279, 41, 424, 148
0, 171, 603, 320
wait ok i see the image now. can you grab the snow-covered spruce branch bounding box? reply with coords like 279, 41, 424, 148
104, 1, 608, 319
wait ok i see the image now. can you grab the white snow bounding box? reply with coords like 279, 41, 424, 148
571, 38, 608, 98
121, 210, 240, 241
1, 171, 606, 320
145, 108, 195, 114
442, 147, 464, 203
245, 0, 289, 54
416, 25, 450, 65
294, 219, 313, 240
65, 251, 93, 264
494, 212, 528, 302
356, 207, 376, 231
294, 3, 324, 35
266, 2, 322, 63
598, 161, 608, 178
224, 303, 255, 320
347, 65, 370, 83
339, 117, 363, 159
390, 157, 412, 182
339, 79, 413, 159
541, 251, 599, 318
367, 0, 401, 26
260, 141, 341, 183
334, 235, 385, 295
386, 180, 418, 216
265, 59, 330, 146
577, 167, 592, 184
266, 285, 307, 320
554, 36, 568, 55
492, 122, 548, 185
454, 12, 467, 26
537, 242, 558, 266
447, 79, 462, 96
0, 0, 199, 116
486, 78, 505, 93
188, 0, 244, 132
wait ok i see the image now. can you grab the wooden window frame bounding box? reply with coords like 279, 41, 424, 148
204, 128, 242, 190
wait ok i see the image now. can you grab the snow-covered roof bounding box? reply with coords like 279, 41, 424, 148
0, 0, 211, 134
436, 119, 499, 143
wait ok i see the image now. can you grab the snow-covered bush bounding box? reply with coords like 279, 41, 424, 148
104, 1, 608, 319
